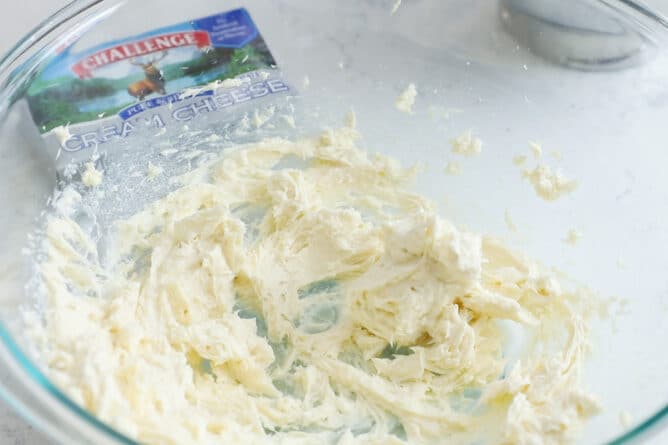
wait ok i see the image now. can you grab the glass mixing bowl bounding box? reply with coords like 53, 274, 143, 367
1, 0, 668, 443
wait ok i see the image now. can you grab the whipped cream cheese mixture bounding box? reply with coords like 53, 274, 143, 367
31, 121, 599, 445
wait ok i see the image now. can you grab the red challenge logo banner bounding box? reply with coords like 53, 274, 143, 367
71, 31, 211, 79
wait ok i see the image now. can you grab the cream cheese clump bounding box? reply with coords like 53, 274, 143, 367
523, 163, 577, 201
395, 83, 417, 114
451, 130, 483, 157
81, 162, 103, 187
33, 125, 599, 445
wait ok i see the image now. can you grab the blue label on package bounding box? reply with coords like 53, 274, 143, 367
193, 8, 259, 48
117, 90, 213, 120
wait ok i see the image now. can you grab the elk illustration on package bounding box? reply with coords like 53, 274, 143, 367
25, 8, 292, 167
127, 51, 168, 100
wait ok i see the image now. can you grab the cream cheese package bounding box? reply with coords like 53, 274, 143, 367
25, 7, 292, 170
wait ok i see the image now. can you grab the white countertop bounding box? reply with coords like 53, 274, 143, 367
1, 1, 668, 444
